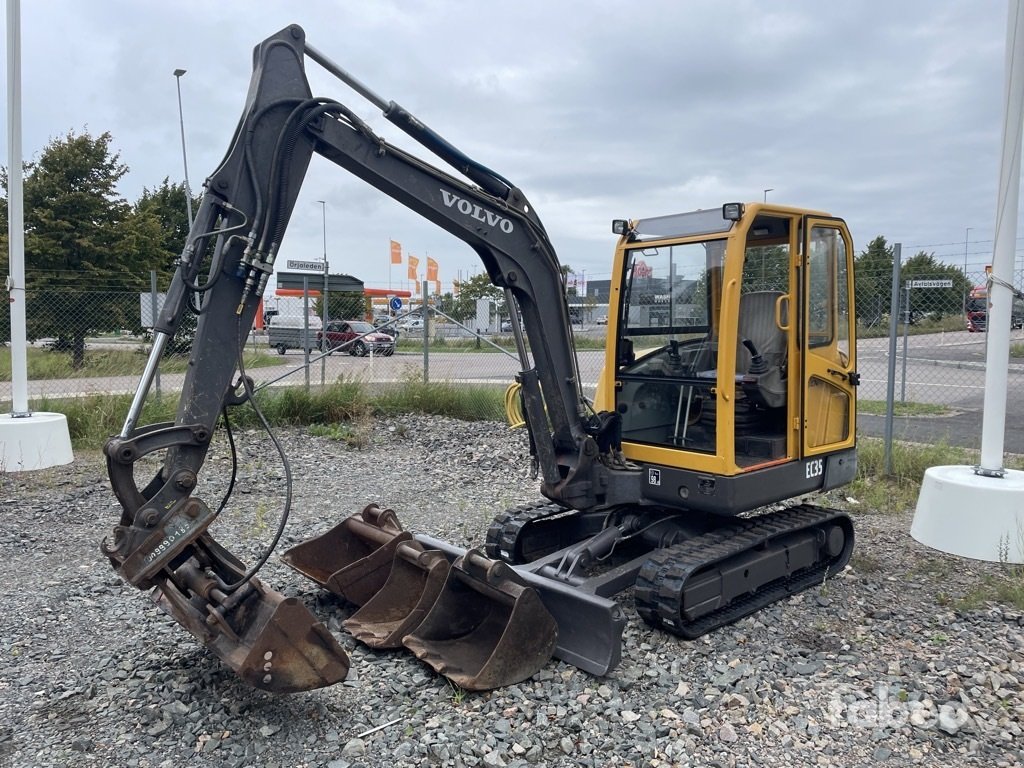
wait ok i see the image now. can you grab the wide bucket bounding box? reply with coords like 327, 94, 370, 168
343, 541, 450, 649
153, 537, 350, 693
281, 504, 411, 606
402, 549, 558, 691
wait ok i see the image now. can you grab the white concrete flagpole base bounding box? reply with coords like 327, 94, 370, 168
911, 465, 1024, 564
0, 412, 74, 472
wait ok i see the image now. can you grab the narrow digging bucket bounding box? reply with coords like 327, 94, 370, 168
281, 504, 411, 606
343, 541, 450, 649
153, 540, 350, 693
402, 549, 558, 690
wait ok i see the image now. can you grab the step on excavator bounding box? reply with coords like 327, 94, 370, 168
102, 25, 859, 693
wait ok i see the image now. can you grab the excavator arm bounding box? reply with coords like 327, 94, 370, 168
103, 25, 637, 692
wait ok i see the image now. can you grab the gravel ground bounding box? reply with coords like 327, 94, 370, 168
3, 414, 1023, 768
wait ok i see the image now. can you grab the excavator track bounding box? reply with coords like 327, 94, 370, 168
485, 500, 579, 564
634, 504, 853, 639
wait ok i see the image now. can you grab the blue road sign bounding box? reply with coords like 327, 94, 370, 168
390, 296, 403, 311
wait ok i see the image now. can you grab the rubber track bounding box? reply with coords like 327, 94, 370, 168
485, 500, 574, 563
633, 504, 853, 639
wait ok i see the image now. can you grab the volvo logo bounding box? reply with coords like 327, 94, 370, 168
440, 189, 514, 234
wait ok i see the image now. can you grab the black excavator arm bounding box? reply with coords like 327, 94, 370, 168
102, 25, 641, 690
111, 25, 638, 518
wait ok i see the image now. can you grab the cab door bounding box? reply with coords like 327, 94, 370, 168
801, 218, 857, 457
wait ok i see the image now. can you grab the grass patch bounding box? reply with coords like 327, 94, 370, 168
957, 567, 1024, 612
848, 438, 977, 514
27, 375, 505, 449
1011, 343, 1024, 359
858, 399, 952, 417
372, 377, 506, 421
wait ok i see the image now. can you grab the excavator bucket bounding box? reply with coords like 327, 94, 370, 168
151, 537, 350, 693
281, 504, 411, 606
402, 549, 558, 691
343, 541, 451, 648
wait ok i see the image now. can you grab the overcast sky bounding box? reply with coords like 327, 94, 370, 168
2, 0, 1020, 293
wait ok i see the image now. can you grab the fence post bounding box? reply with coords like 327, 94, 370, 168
901, 284, 910, 402
422, 280, 430, 383
884, 243, 902, 475
150, 270, 161, 401
303, 276, 310, 392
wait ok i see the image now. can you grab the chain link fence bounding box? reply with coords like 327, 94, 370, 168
0, 278, 607, 424
3, 264, 1022, 449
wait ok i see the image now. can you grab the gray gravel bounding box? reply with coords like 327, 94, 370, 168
2, 414, 1023, 768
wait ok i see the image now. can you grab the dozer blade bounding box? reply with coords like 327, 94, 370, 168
281, 504, 412, 606
343, 541, 450, 649
402, 549, 558, 691
151, 535, 350, 693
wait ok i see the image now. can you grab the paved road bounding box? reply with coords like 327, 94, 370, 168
7, 328, 1023, 453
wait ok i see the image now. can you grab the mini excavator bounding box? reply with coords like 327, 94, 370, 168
102, 25, 858, 693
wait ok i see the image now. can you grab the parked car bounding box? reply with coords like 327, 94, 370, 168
397, 314, 424, 331
372, 317, 400, 339
318, 320, 396, 356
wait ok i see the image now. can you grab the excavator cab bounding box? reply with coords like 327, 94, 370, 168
597, 203, 858, 515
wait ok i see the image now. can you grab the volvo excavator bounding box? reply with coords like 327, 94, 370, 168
102, 25, 859, 694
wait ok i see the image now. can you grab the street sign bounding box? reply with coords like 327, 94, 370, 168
286, 259, 326, 272
389, 296, 403, 311
908, 279, 953, 289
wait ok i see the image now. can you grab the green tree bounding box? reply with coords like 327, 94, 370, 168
1, 130, 160, 367
900, 251, 972, 320
134, 178, 201, 353
135, 178, 198, 271
854, 235, 894, 327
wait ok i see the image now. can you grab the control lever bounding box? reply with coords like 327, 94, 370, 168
742, 339, 768, 375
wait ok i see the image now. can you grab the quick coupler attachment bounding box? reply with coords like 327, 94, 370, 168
281, 504, 411, 605
403, 549, 558, 691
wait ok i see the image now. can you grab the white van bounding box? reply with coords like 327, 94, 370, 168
267, 315, 322, 354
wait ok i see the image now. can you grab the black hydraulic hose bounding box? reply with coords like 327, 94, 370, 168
213, 405, 239, 519
217, 317, 293, 591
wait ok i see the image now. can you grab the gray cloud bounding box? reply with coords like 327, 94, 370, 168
1, 0, 1016, 287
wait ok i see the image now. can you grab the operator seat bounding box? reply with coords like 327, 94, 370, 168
736, 291, 787, 410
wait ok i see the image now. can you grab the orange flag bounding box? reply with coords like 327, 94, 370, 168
434, 279, 441, 295
407, 254, 419, 281
426, 256, 439, 282
390, 240, 402, 265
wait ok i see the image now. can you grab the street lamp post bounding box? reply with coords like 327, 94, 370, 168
763, 188, 773, 202
173, 68, 193, 228
316, 200, 328, 383
316, 199, 329, 321
964, 226, 973, 276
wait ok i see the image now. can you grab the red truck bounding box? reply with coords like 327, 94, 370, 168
966, 285, 1024, 332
